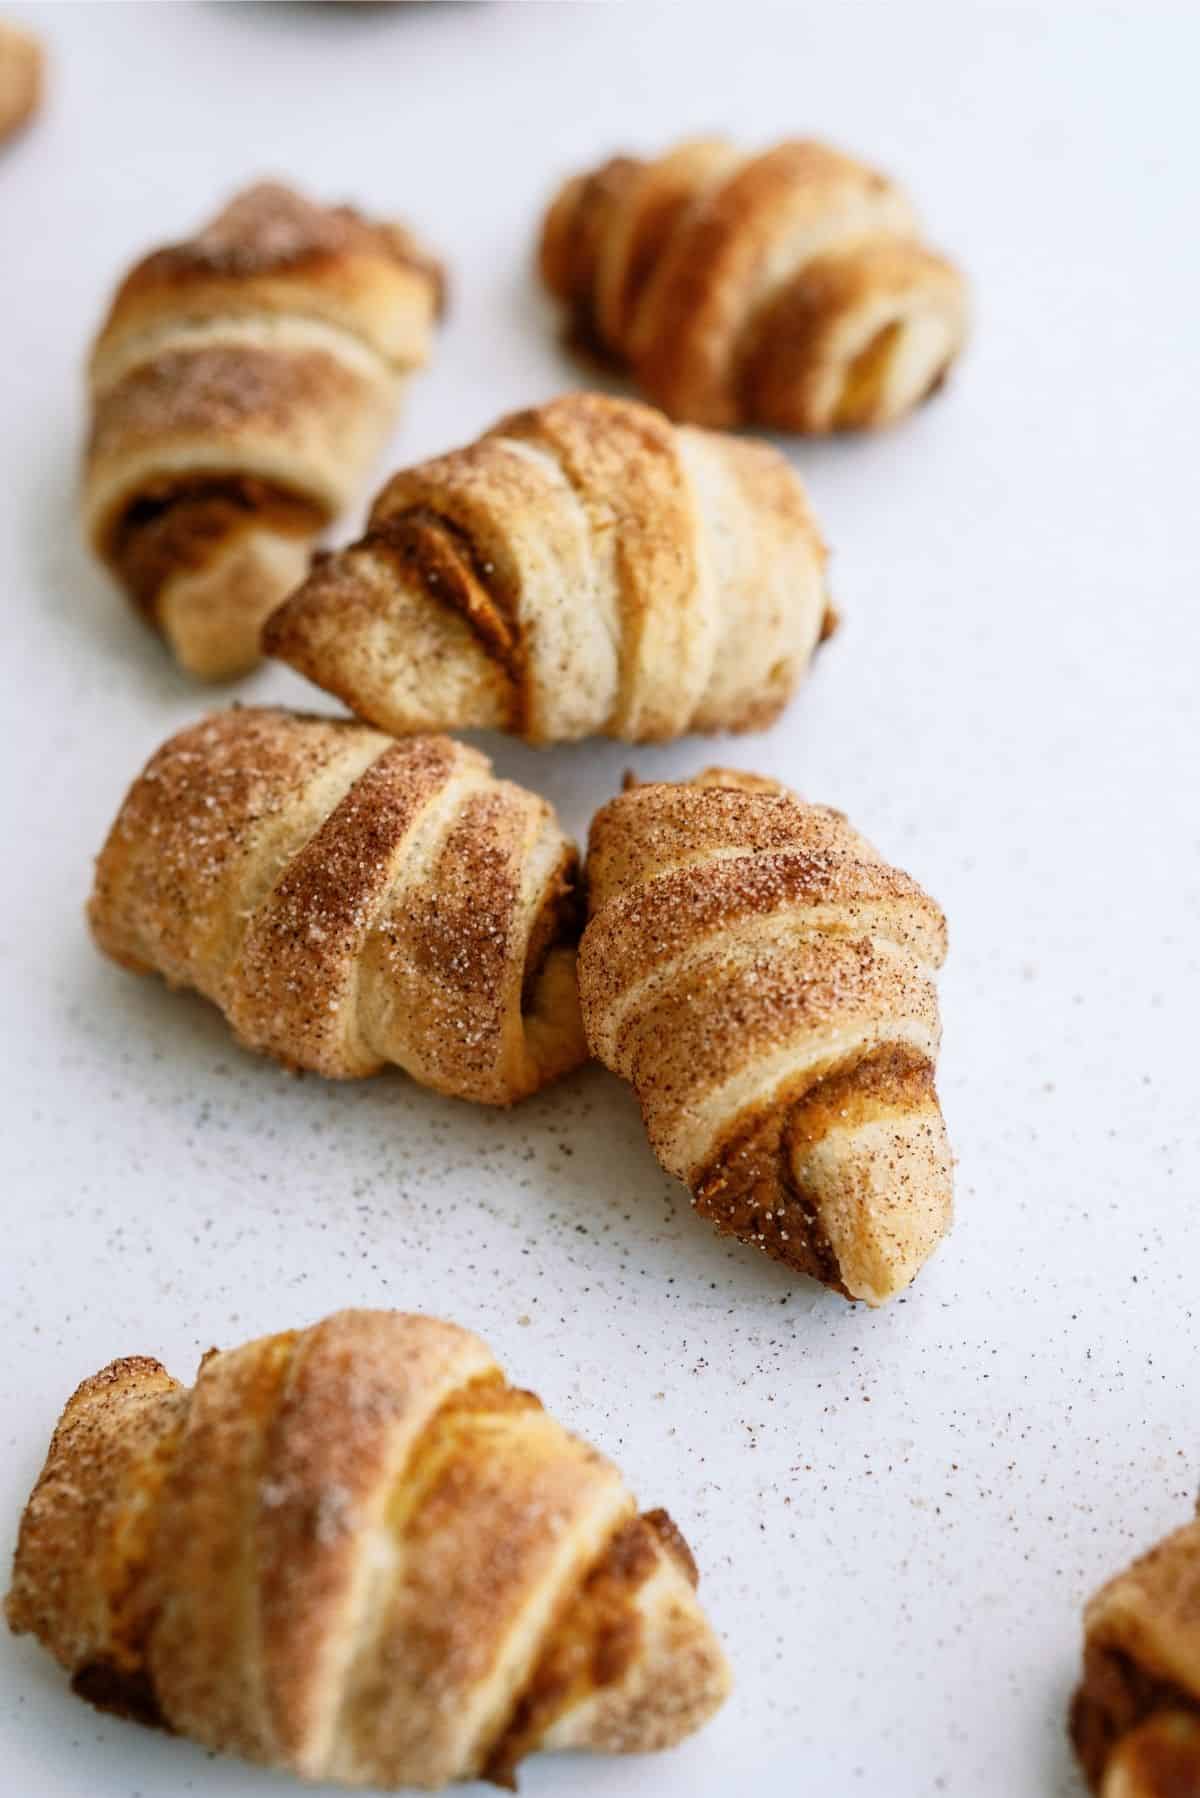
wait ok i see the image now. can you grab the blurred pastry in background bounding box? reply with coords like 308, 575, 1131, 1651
0, 19, 42, 145
539, 135, 968, 434
83, 181, 444, 679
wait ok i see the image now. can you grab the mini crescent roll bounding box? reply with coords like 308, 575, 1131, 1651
264, 390, 832, 746
88, 708, 585, 1104
5, 1309, 730, 1789
578, 769, 953, 1305
84, 182, 443, 679
539, 137, 968, 433
1072, 1511, 1200, 1797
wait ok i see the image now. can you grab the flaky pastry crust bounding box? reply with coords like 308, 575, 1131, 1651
5, 1310, 730, 1789
265, 390, 831, 746
87, 707, 585, 1104
84, 182, 443, 678
578, 769, 953, 1305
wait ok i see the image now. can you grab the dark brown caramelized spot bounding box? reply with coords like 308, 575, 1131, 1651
1072, 1641, 1200, 1791
366, 505, 525, 682
483, 1511, 666, 1788
694, 1088, 844, 1291
521, 853, 584, 1011
72, 1659, 167, 1732
105, 476, 324, 616
694, 1044, 937, 1292
819, 599, 841, 643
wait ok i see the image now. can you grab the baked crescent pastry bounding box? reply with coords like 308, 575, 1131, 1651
539, 137, 968, 433
5, 1309, 730, 1788
1072, 1511, 1200, 1796
0, 19, 41, 145
84, 182, 443, 680
88, 707, 585, 1104
578, 769, 953, 1305
264, 390, 831, 746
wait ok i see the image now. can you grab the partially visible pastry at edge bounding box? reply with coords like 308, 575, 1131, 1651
87, 708, 585, 1104
539, 137, 968, 432
83, 182, 444, 679
578, 769, 953, 1306
264, 390, 832, 746
1071, 1508, 1200, 1797
5, 1309, 730, 1789
0, 19, 42, 144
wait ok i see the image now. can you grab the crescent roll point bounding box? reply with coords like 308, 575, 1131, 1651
87, 708, 586, 1105
263, 390, 833, 747
578, 769, 953, 1307
5, 1309, 731, 1789
1072, 1511, 1200, 1798
538, 137, 968, 433
83, 181, 444, 681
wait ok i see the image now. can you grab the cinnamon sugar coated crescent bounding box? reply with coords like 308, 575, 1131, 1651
5, 1309, 730, 1789
83, 182, 444, 679
87, 708, 586, 1105
264, 390, 832, 746
539, 136, 968, 432
578, 768, 954, 1305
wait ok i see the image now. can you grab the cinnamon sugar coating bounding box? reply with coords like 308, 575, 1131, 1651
87, 708, 585, 1105
5, 1310, 730, 1789
578, 769, 953, 1305
539, 137, 968, 432
264, 390, 832, 746
84, 182, 444, 679
1072, 1514, 1200, 1796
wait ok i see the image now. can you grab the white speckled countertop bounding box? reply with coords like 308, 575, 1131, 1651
2, 4, 1198, 1794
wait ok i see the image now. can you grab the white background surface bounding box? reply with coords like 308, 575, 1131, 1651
2, 4, 1198, 1794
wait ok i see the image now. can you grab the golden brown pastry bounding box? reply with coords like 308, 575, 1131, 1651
539, 137, 968, 433
5, 1309, 730, 1789
88, 708, 584, 1104
264, 390, 831, 746
0, 19, 41, 145
1072, 1511, 1200, 1796
578, 769, 953, 1305
84, 182, 443, 680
